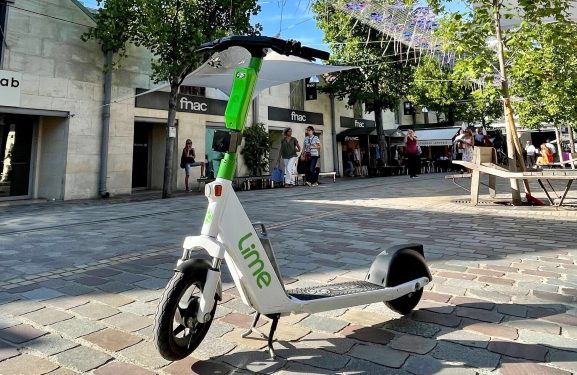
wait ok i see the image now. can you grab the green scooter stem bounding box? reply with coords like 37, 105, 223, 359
217, 57, 263, 181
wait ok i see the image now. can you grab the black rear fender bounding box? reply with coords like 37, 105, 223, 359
366, 244, 432, 287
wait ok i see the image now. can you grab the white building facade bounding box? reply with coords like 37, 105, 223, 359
0, 0, 400, 201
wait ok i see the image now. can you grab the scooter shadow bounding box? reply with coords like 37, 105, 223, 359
192, 302, 576, 374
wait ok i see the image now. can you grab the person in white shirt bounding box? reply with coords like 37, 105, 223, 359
545, 139, 556, 155
525, 140, 536, 168
474, 128, 485, 146
303, 126, 321, 186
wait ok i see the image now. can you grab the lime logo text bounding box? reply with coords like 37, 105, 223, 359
238, 233, 271, 288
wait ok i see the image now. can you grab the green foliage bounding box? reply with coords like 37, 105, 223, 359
83, 0, 262, 197
509, 22, 577, 129
84, 0, 261, 85
81, 0, 134, 53
312, 0, 413, 115
458, 85, 503, 126
241, 123, 271, 176
408, 55, 459, 123
429, 0, 576, 129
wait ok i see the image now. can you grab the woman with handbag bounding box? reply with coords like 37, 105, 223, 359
404, 129, 419, 179
277, 128, 300, 187
303, 126, 321, 186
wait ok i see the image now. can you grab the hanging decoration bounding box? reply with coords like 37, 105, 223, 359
336, 0, 441, 56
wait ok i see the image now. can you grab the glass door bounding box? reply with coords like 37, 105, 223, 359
0, 115, 34, 198
132, 123, 150, 189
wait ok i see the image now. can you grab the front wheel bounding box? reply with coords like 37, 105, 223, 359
153, 271, 216, 361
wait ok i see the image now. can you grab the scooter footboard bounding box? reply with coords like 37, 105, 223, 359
288, 277, 430, 314
366, 244, 432, 287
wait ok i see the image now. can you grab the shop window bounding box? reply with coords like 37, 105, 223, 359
353, 102, 363, 118
205, 128, 225, 179
179, 85, 206, 97
289, 80, 305, 111
0, 115, 34, 198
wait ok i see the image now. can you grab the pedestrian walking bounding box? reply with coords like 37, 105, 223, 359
180, 139, 205, 192
404, 129, 420, 178
344, 149, 356, 177
525, 140, 536, 168
303, 126, 321, 186
277, 128, 300, 187
461, 128, 475, 162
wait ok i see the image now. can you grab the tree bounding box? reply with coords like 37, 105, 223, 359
84, 0, 261, 198
82, 0, 135, 198
312, 0, 414, 164
408, 55, 460, 125
408, 55, 503, 126
509, 21, 577, 131
428, 0, 574, 204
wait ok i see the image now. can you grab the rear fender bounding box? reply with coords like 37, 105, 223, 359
175, 259, 222, 301
366, 244, 432, 287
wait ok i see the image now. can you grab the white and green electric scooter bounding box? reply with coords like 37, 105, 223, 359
153, 36, 432, 361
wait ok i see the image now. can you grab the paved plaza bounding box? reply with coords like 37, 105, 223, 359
0, 175, 576, 374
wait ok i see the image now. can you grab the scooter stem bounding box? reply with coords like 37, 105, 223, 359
217, 57, 263, 181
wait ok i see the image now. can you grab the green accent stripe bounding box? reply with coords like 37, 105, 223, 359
216, 56, 263, 181
217, 152, 237, 180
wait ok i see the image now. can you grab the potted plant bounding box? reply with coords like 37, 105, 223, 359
241, 123, 271, 188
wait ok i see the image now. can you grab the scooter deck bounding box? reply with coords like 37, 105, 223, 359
288, 280, 383, 301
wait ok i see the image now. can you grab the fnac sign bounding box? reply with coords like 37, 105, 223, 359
0, 71, 21, 107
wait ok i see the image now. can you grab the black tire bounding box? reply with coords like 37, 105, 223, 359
153, 271, 217, 361
385, 249, 427, 315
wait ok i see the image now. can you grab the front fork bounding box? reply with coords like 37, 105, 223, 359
176, 248, 223, 324
196, 258, 221, 323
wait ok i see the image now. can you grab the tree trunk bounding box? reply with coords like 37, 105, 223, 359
569, 125, 576, 153
493, 0, 527, 204
555, 125, 563, 163
162, 83, 179, 198
447, 105, 456, 126
374, 104, 388, 165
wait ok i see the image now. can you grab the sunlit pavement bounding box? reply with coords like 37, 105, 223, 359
0, 174, 576, 374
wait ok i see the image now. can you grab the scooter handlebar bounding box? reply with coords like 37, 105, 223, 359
197, 35, 330, 61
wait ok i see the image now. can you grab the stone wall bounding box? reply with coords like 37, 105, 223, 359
5, 0, 154, 199
3, 0, 406, 200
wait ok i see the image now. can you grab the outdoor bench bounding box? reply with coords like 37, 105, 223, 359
453, 147, 577, 206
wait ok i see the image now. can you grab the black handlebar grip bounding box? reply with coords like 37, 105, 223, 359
197, 36, 330, 61
301, 46, 330, 61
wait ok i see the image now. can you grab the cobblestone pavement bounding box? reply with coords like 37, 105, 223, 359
0, 174, 576, 374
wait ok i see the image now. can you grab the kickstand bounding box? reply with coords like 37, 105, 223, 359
266, 314, 280, 359
241, 313, 267, 338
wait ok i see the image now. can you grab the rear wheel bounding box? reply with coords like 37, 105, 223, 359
153, 271, 216, 361
385, 249, 427, 315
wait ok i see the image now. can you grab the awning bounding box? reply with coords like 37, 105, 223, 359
384, 129, 405, 138
413, 128, 460, 147
336, 127, 375, 142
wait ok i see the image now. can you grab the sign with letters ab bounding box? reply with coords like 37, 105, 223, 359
0, 70, 21, 107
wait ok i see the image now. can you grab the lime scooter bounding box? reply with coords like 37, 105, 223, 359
153, 36, 432, 361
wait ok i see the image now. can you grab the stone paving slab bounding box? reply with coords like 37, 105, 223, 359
1, 176, 577, 374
